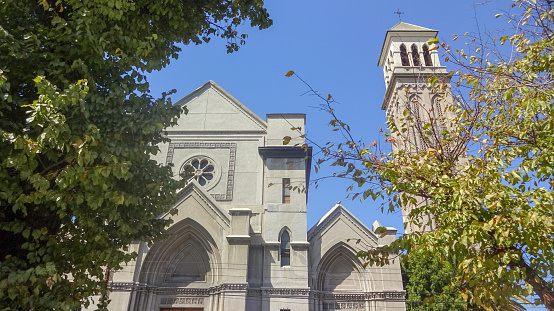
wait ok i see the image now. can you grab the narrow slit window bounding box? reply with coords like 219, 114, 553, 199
411, 44, 421, 66
280, 230, 291, 267
400, 44, 410, 66
282, 178, 290, 204
423, 44, 433, 66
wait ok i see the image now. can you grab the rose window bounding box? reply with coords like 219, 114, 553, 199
181, 156, 217, 187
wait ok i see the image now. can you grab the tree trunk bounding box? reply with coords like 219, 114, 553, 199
514, 258, 554, 311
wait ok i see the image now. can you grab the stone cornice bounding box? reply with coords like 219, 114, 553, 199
109, 282, 249, 294
258, 146, 312, 158
165, 130, 266, 136
109, 283, 406, 303
226, 235, 251, 244
381, 68, 450, 110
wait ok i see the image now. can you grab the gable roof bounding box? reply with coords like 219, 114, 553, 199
308, 204, 378, 244
162, 179, 230, 228
171, 80, 267, 132
388, 21, 436, 32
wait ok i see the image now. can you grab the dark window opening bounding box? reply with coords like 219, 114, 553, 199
411, 44, 421, 66
400, 44, 410, 66
282, 178, 290, 204
423, 44, 433, 66
280, 230, 291, 267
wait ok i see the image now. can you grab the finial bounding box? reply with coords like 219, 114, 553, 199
394, 9, 404, 22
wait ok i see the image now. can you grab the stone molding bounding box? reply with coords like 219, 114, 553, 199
323, 301, 365, 309
109, 283, 404, 302
381, 69, 450, 110
313, 291, 406, 301
165, 130, 266, 136
166, 141, 236, 201
258, 146, 312, 158
160, 297, 204, 306
109, 282, 248, 295
261, 288, 311, 297
226, 235, 251, 244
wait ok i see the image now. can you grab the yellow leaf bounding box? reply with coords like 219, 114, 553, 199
285, 71, 295, 77
327, 94, 332, 100
283, 136, 292, 145
426, 148, 437, 158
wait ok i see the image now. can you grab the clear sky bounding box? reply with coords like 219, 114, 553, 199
145, 0, 519, 242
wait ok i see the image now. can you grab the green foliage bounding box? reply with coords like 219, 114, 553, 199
0, 0, 271, 309
292, 0, 554, 310
403, 252, 468, 311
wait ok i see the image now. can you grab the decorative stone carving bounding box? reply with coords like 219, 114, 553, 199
165, 142, 236, 201
180, 155, 219, 188
323, 302, 365, 310
160, 297, 204, 305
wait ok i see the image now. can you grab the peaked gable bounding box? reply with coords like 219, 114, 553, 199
388, 21, 436, 32
308, 204, 379, 246
171, 81, 267, 132
162, 180, 230, 233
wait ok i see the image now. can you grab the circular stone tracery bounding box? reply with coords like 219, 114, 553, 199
181, 156, 217, 187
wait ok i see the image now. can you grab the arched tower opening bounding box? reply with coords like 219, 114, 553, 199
411, 44, 421, 66
400, 44, 410, 66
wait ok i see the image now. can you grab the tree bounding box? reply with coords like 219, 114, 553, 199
0, 0, 272, 309
288, 0, 554, 310
402, 250, 468, 311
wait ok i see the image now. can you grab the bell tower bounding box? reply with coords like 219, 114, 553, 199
378, 22, 451, 234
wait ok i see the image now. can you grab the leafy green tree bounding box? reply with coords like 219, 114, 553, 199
402, 251, 469, 311
289, 0, 554, 310
0, 0, 271, 309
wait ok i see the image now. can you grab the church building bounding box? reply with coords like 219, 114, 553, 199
98, 21, 443, 311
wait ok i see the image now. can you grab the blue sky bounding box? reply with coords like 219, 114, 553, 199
146, 0, 519, 237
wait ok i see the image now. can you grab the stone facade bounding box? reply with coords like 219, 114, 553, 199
91, 80, 405, 311
81, 22, 451, 311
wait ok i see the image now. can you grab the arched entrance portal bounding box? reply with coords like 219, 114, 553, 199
130, 218, 221, 311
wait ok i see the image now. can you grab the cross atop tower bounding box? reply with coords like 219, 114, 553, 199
394, 9, 404, 22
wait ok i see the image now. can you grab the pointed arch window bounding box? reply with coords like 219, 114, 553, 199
411, 44, 421, 66
423, 44, 433, 66
280, 230, 291, 267
400, 44, 410, 66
